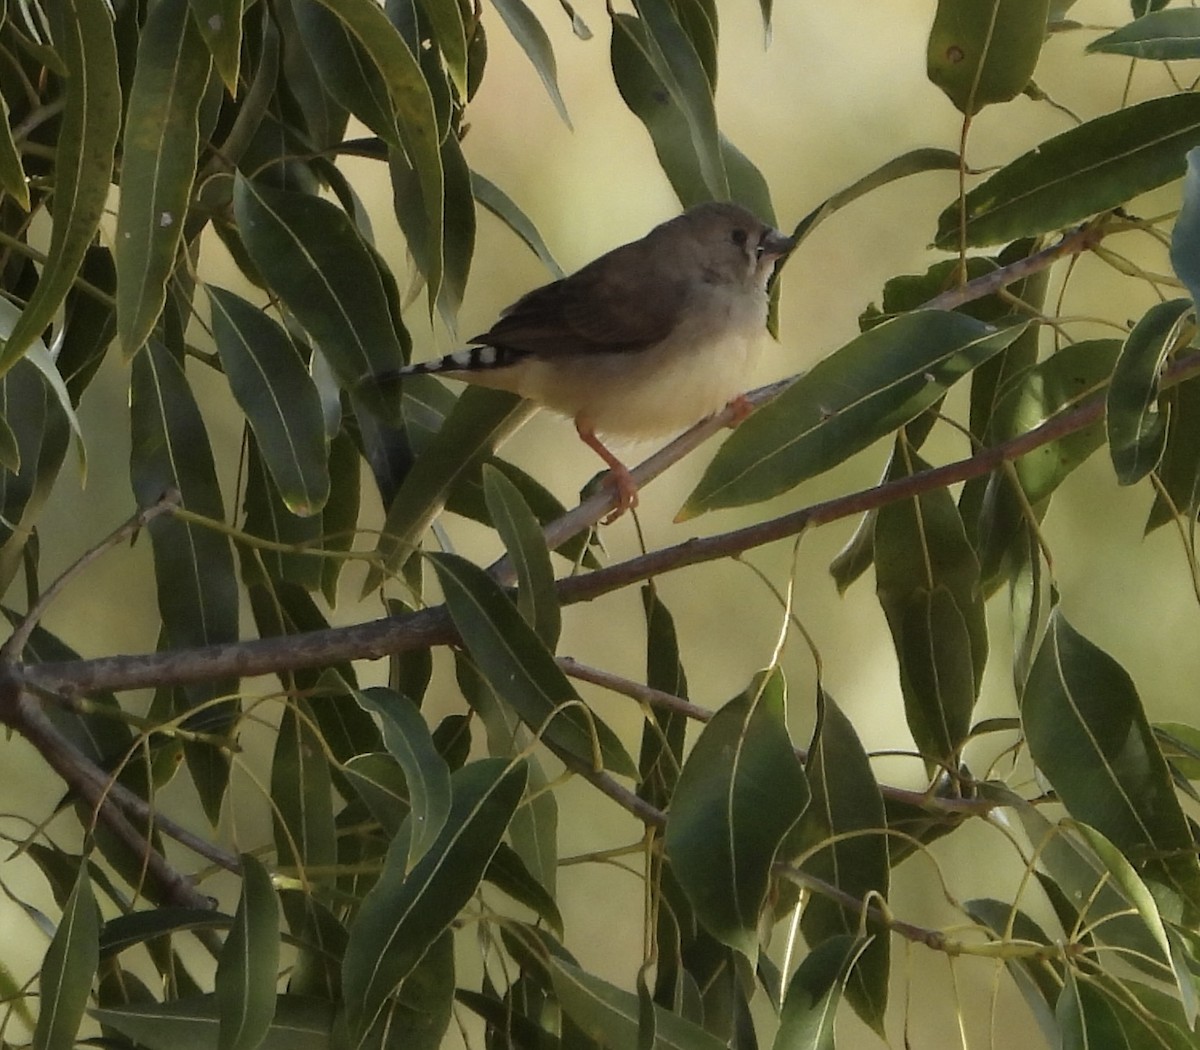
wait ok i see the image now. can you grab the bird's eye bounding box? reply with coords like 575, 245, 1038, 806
730, 228, 748, 247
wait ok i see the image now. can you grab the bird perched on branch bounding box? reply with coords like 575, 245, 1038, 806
375, 201, 794, 520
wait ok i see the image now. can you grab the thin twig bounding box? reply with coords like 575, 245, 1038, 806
2, 490, 182, 662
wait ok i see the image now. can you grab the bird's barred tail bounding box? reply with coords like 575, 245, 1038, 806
394, 345, 525, 376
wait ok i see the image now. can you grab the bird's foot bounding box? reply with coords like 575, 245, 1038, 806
601, 464, 639, 525
726, 393, 755, 427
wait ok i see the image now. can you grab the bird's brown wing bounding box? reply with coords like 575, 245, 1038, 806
470, 242, 689, 357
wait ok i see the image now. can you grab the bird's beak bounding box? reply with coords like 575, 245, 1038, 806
759, 228, 796, 263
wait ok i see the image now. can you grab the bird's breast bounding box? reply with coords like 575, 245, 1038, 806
516, 282, 769, 438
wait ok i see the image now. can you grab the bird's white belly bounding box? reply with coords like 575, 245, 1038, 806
513, 293, 768, 439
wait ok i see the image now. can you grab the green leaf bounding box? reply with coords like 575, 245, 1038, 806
130, 339, 239, 822
241, 441, 324, 591
188, 0, 242, 90
3, 0, 119, 372
354, 686, 451, 871
216, 855, 280, 1050
232, 175, 406, 413
637, 585, 688, 811
1056, 970, 1130, 1050
1088, 9, 1200, 60
208, 287, 330, 516
964, 900, 1060, 1044
1022, 609, 1200, 915
456, 655, 559, 895
548, 957, 727, 1050
680, 312, 1023, 517
472, 172, 565, 278
664, 669, 809, 957
798, 693, 889, 1033
309, 0, 444, 311
292, 1, 394, 142
992, 339, 1122, 502
1070, 821, 1199, 1023
927, 0, 1050, 115
484, 842, 564, 935
91, 996, 335, 1050
371, 395, 534, 585
611, 12, 771, 214
115, 0, 212, 355
270, 703, 337, 873
34, 865, 99, 1050
875, 445, 987, 768
482, 464, 560, 648
1170, 146, 1200, 309
626, 0, 725, 199
342, 758, 527, 1043
344, 752, 410, 836
0, 359, 71, 592
492, 0, 572, 127
357, 929, 454, 1050
100, 908, 232, 960
936, 92, 1200, 248
0, 93, 29, 214
772, 934, 868, 1050
429, 552, 636, 776
416, 0, 467, 97
1106, 298, 1192, 484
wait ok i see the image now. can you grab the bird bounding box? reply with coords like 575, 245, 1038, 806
375, 201, 794, 520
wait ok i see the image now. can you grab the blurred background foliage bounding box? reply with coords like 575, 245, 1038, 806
4, 1, 1200, 1049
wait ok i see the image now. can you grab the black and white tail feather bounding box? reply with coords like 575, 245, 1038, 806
379, 344, 528, 382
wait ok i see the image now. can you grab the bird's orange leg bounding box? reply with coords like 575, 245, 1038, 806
726, 393, 755, 427
575, 417, 637, 523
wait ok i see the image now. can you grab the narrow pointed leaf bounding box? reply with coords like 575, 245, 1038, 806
270, 703, 337, 873
369, 388, 532, 581
773, 934, 868, 1050
927, 0, 1050, 115
1057, 971, 1130, 1050
0, 94, 28, 213
680, 312, 1023, 517
0, 359, 71, 593
990, 339, 1121, 502
115, 0, 212, 355
429, 552, 636, 776
664, 669, 809, 957
875, 446, 986, 768
936, 92, 1200, 248
188, 0, 242, 89
492, 0, 572, 126
1089, 9, 1200, 60
472, 172, 565, 278
3, 0, 119, 371
548, 958, 727, 1050
309, 0, 444, 309
233, 175, 406, 410
484, 842, 563, 935
344, 752, 410, 836
292, 1, 395, 142
130, 340, 239, 821
799, 694, 889, 1032
611, 13, 770, 213
1022, 610, 1200, 914
627, 0, 725, 198
241, 442, 324, 590
354, 686, 451, 871
34, 866, 98, 1050
342, 758, 527, 1042
91, 995, 335, 1050
964, 900, 1060, 1044
216, 855, 280, 1050
1106, 298, 1192, 484
482, 464, 560, 648
208, 287, 329, 515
